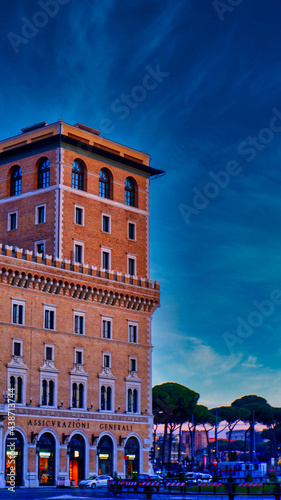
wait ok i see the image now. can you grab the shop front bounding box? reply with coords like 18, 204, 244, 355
38, 432, 55, 486
125, 436, 140, 477
2, 416, 147, 487
97, 435, 113, 476
68, 434, 85, 486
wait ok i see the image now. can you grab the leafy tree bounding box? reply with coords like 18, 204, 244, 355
231, 395, 274, 461
209, 407, 228, 460
153, 382, 199, 466
213, 405, 250, 457
261, 407, 281, 460
201, 408, 216, 465
186, 404, 212, 464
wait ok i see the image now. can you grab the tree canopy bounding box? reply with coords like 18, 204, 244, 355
153, 382, 199, 425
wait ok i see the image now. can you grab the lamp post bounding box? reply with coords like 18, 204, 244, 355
215, 410, 218, 462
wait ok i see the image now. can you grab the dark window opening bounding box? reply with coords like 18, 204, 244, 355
128, 223, 135, 240
74, 244, 83, 263
128, 258, 135, 276
10, 166, 22, 196
125, 177, 136, 207
102, 251, 110, 270
72, 160, 84, 190
38, 158, 50, 189
103, 215, 110, 233
10, 213, 17, 230
99, 169, 110, 198
46, 347, 53, 360
37, 206, 45, 224
75, 207, 83, 225
102, 320, 111, 339
74, 315, 84, 335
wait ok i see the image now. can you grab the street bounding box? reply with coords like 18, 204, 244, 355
0, 487, 277, 500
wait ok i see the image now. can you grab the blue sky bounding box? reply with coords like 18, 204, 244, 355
1, 0, 281, 408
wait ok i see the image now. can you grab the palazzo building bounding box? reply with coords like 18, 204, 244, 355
0, 120, 163, 487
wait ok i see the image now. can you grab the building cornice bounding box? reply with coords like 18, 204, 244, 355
0, 245, 160, 312
0, 127, 165, 178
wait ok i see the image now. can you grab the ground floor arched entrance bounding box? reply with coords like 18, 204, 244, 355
5, 431, 23, 486
125, 436, 140, 477
38, 432, 55, 486
97, 435, 113, 476
68, 434, 85, 486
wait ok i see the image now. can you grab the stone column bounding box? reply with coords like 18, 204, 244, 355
27, 445, 39, 487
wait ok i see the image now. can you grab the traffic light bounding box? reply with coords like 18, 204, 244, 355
149, 447, 155, 461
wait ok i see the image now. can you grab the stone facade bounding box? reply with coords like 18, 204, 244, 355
0, 120, 163, 488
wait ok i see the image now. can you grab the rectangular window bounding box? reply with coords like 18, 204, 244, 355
128, 222, 136, 240
74, 243, 83, 263
44, 309, 55, 330
12, 300, 25, 325
13, 341, 22, 356
74, 313, 85, 335
102, 214, 110, 233
128, 256, 136, 276
102, 250, 110, 270
75, 206, 84, 225
8, 211, 17, 231
35, 241, 45, 257
128, 324, 138, 343
130, 358, 137, 372
75, 350, 83, 365
35, 205, 46, 224
46, 346, 53, 360
102, 319, 112, 339
103, 354, 110, 368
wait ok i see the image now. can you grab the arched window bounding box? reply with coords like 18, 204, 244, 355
10, 166, 22, 196
107, 386, 111, 410
78, 383, 84, 408
99, 168, 111, 198
42, 379, 54, 406
48, 380, 54, 406
101, 385, 111, 410
72, 159, 84, 190
97, 435, 113, 476
127, 388, 132, 412
125, 437, 140, 477
38, 158, 50, 189
127, 388, 138, 413
17, 377, 22, 404
10, 376, 15, 393
133, 389, 138, 413
42, 379, 47, 405
101, 386, 106, 410
72, 383, 77, 407
125, 177, 136, 207
10, 376, 23, 403
38, 433, 55, 485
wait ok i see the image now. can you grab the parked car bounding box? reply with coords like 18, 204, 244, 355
198, 473, 212, 481
78, 474, 112, 488
185, 472, 200, 484
91, 475, 112, 488
78, 475, 97, 488
138, 474, 151, 480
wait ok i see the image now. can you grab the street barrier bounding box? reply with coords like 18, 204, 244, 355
108, 479, 281, 497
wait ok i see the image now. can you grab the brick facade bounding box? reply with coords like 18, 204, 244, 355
0, 121, 163, 488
